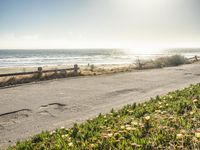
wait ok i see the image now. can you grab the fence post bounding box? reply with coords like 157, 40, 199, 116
74, 64, 78, 75
136, 58, 143, 69
38, 67, 43, 78
61, 70, 67, 77
195, 55, 198, 61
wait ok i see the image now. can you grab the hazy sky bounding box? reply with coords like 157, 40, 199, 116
0, 0, 200, 49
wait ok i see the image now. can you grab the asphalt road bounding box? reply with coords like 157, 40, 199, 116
1, 63, 200, 149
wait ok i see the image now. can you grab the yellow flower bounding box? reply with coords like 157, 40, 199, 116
155, 110, 161, 113
131, 143, 137, 147
127, 127, 136, 131
125, 124, 131, 127
107, 133, 113, 137
193, 99, 198, 103
118, 130, 125, 133
115, 139, 120, 142
50, 131, 56, 135
180, 129, 186, 134
128, 110, 134, 113
176, 134, 184, 139
68, 142, 73, 147
121, 125, 125, 129
90, 144, 95, 148
195, 132, 200, 138
126, 127, 133, 131
190, 111, 194, 115
144, 116, 150, 121
131, 121, 138, 126
161, 111, 167, 115
61, 134, 68, 138
114, 133, 119, 136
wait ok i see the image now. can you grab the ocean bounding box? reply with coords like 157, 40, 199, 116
0, 48, 200, 68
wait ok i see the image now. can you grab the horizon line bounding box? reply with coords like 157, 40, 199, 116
0, 47, 200, 50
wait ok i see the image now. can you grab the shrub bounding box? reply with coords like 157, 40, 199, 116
135, 58, 144, 69
166, 55, 186, 66
136, 55, 187, 69
90, 64, 95, 71
153, 57, 168, 68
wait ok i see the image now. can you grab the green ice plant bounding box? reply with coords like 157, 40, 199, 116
8, 84, 200, 150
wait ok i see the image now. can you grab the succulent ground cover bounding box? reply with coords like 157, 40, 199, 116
8, 84, 200, 150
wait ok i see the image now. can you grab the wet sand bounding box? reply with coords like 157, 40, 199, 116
0, 62, 200, 149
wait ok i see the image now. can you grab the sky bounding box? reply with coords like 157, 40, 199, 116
0, 0, 200, 49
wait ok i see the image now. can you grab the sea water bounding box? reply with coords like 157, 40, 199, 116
0, 48, 199, 68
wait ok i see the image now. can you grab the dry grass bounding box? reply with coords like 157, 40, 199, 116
80, 65, 134, 76
135, 55, 190, 70
0, 70, 78, 87
0, 65, 135, 87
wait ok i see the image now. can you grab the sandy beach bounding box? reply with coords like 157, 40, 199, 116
0, 62, 200, 149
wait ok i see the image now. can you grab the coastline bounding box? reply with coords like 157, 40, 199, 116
1, 62, 200, 149
0, 55, 199, 88
0, 54, 198, 74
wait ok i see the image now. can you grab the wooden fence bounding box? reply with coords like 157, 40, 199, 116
187, 55, 200, 61
0, 64, 79, 78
